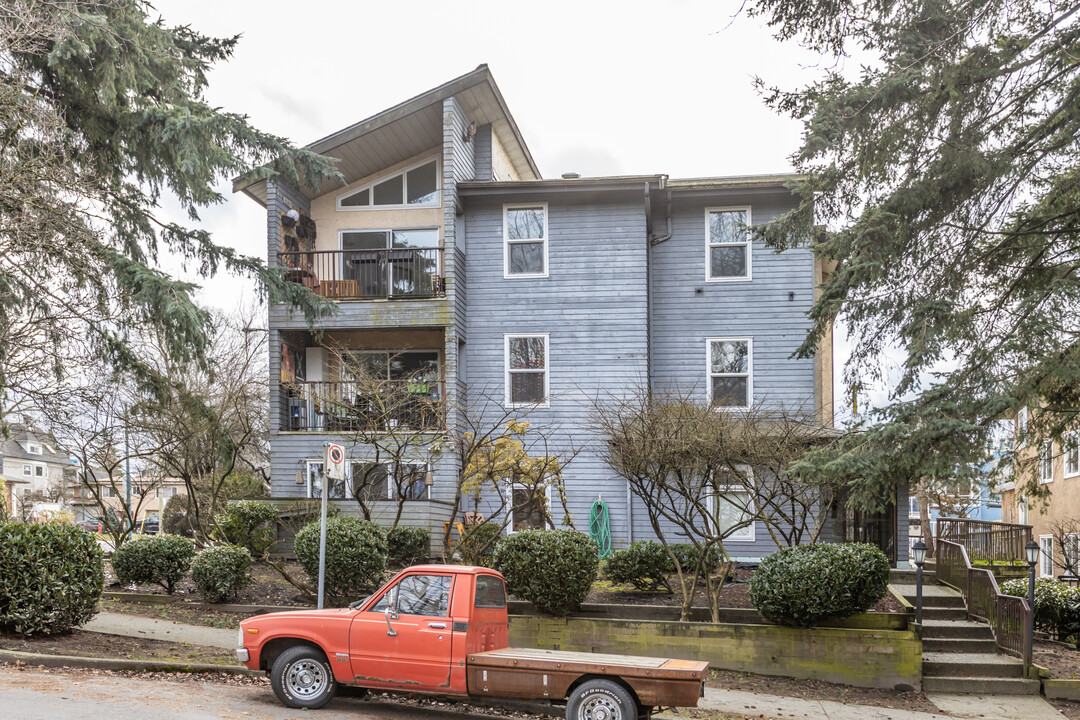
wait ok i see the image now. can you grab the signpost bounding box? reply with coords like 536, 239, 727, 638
317, 442, 346, 610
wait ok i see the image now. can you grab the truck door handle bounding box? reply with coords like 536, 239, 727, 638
427, 622, 447, 629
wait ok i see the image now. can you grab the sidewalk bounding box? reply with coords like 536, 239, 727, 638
655, 687, 1067, 720
83, 612, 237, 649
83, 612, 1068, 720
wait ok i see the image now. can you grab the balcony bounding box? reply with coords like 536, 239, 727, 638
279, 248, 444, 301
281, 380, 444, 432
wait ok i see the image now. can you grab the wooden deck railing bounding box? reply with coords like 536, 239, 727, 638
936, 539, 1032, 673
934, 517, 1032, 562
277, 248, 444, 301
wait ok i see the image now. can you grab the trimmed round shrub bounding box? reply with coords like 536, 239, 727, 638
111, 534, 195, 594
750, 543, 890, 627
295, 517, 387, 603
0, 521, 104, 635
191, 545, 252, 603
215, 500, 279, 557
605, 541, 672, 592
493, 529, 599, 616
387, 526, 430, 567
457, 522, 503, 566
1002, 577, 1080, 640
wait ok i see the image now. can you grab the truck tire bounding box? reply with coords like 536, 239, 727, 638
566, 679, 638, 720
270, 645, 337, 709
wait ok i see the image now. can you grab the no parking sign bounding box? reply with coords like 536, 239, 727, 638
325, 442, 346, 481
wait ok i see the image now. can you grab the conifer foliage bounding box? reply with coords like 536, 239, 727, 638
748, 0, 1080, 500
0, 1, 338, 413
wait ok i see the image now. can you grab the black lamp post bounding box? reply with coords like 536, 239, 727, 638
1025, 539, 1040, 667
912, 540, 928, 626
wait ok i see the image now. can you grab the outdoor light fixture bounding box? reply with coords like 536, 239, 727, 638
1026, 539, 1041, 567
912, 540, 927, 626
912, 540, 928, 568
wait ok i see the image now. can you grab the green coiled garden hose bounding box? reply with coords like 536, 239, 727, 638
589, 497, 612, 560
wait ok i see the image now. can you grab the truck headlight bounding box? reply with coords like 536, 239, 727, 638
237, 627, 245, 649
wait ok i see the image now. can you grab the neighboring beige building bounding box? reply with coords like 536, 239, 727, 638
1, 424, 75, 519
1000, 408, 1080, 579
67, 470, 187, 526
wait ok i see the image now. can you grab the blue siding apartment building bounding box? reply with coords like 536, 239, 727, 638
235, 66, 909, 565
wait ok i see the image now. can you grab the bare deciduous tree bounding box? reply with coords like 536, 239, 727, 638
596, 387, 839, 621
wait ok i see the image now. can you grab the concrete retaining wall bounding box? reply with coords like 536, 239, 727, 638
508, 615, 922, 691
1044, 679, 1080, 700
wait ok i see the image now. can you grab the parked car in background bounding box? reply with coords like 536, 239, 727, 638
135, 516, 159, 535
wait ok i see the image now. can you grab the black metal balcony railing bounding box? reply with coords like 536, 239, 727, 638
281, 380, 444, 432
278, 248, 444, 301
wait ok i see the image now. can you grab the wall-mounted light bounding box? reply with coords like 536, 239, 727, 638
295, 459, 305, 484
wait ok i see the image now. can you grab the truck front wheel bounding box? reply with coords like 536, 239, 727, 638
270, 645, 337, 709
567, 679, 638, 720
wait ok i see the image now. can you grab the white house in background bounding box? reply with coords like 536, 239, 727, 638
1, 423, 75, 518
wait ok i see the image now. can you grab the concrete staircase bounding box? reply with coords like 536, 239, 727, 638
893, 574, 1040, 695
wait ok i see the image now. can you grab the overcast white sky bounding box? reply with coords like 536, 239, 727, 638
151, 0, 900, 417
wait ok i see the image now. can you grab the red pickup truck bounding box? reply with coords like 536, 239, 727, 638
236, 564, 707, 720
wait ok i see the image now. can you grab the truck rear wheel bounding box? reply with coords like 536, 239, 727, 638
270, 645, 337, 709
567, 679, 638, 720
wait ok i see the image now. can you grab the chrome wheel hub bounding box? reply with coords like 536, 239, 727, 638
581, 696, 621, 720
286, 659, 326, 698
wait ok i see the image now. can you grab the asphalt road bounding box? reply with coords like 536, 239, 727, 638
0, 667, 542, 720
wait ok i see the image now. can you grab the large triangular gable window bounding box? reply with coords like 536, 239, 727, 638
337, 158, 440, 210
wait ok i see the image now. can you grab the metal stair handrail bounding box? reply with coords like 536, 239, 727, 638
935, 538, 1032, 675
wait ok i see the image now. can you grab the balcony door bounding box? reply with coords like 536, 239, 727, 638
340, 229, 440, 298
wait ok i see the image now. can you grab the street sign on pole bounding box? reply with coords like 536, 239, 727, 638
317, 442, 346, 610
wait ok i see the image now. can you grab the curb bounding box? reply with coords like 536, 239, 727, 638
102, 592, 306, 615
0, 649, 263, 677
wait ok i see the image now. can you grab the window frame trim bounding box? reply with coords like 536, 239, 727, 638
334, 156, 442, 211
705, 337, 754, 410
503, 202, 549, 279
347, 459, 430, 502
1039, 534, 1055, 578
705, 479, 756, 543
705, 205, 753, 283
1065, 431, 1080, 479
504, 333, 550, 408
505, 480, 552, 534
1039, 441, 1055, 484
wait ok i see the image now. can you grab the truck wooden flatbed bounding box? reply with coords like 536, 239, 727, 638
235, 564, 707, 720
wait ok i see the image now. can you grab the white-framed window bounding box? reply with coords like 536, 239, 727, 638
102, 486, 117, 498
1017, 407, 1028, 446
335, 157, 440, 210
348, 461, 428, 502
503, 203, 548, 278
1040, 535, 1055, 578
506, 482, 549, 533
158, 486, 179, 500
706, 206, 752, 281
706, 338, 752, 409
1039, 441, 1054, 484
27, 443, 42, 455
306, 460, 345, 500
706, 476, 755, 542
1064, 533, 1080, 577
1065, 431, 1080, 478
22, 464, 31, 476
1017, 495, 1028, 524
504, 334, 549, 407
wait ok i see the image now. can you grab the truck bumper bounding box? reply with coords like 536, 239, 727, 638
235, 648, 250, 663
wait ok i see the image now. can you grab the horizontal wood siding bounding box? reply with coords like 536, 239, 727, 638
465, 196, 649, 547
650, 196, 816, 411
473, 124, 493, 181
